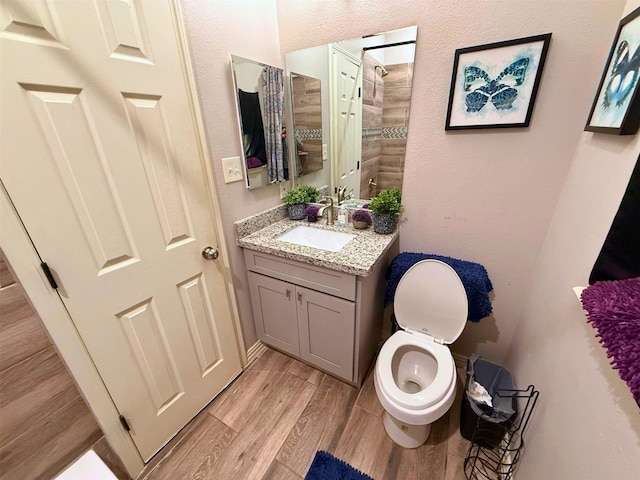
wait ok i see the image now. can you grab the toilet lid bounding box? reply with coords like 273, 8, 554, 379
394, 260, 468, 344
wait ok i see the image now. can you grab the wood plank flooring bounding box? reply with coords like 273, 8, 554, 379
0, 250, 106, 480
144, 348, 469, 480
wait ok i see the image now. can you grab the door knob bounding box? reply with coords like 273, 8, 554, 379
202, 246, 219, 260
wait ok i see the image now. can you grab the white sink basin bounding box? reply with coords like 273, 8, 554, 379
277, 226, 355, 252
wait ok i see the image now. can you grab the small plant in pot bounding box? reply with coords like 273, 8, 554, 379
368, 188, 402, 234
351, 209, 371, 229
303, 205, 320, 223
283, 185, 320, 220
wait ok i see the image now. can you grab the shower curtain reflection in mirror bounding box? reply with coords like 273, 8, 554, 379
261, 66, 288, 183
231, 55, 288, 189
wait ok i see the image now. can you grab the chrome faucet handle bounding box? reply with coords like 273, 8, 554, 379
337, 185, 347, 204
319, 196, 334, 225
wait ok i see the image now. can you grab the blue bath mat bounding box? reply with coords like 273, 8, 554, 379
305, 451, 373, 480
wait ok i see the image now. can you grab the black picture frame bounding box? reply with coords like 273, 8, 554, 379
585, 6, 640, 135
445, 33, 551, 130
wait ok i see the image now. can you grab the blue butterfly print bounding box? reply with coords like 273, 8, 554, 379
603, 40, 640, 109
463, 58, 530, 112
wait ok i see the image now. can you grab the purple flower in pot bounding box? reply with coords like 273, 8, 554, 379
303, 205, 320, 223
351, 209, 371, 229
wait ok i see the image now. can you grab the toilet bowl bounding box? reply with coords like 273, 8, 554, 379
374, 259, 468, 448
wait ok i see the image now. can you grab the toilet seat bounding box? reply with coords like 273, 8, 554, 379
377, 330, 455, 410
393, 260, 468, 344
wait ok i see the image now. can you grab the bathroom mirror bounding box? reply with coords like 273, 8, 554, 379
290, 73, 324, 177
285, 26, 417, 201
230, 55, 288, 190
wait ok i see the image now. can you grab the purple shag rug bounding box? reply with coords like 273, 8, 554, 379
305, 451, 373, 480
581, 277, 640, 407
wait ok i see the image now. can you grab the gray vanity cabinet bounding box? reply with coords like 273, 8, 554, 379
244, 244, 397, 386
296, 285, 355, 379
247, 272, 301, 357
248, 271, 355, 380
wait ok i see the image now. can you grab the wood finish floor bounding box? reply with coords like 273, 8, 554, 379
143, 348, 469, 480
0, 251, 105, 480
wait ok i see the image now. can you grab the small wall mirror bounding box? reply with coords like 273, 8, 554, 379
285, 26, 417, 202
230, 55, 288, 189
290, 73, 324, 178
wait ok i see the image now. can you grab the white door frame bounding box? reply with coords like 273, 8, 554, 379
0, 1, 246, 477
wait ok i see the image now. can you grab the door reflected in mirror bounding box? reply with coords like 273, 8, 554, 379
230, 55, 288, 190
285, 26, 416, 202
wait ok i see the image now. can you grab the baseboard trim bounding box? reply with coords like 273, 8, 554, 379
245, 341, 268, 368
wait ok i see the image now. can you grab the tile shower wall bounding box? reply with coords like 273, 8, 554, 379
379, 63, 412, 192
0, 251, 128, 479
360, 52, 383, 198
292, 74, 323, 176
360, 59, 412, 197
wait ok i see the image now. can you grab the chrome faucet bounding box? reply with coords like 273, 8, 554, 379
337, 185, 347, 205
317, 196, 334, 225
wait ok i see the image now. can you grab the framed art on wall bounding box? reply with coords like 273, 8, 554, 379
585, 6, 640, 135
445, 33, 552, 130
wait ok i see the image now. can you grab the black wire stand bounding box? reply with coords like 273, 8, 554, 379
464, 385, 539, 480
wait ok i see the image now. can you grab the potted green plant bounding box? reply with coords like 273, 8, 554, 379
283, 185, 320, 220
368, 188, 402, 234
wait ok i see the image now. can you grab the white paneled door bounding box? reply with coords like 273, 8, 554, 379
331, 46, 362, 200
0, 0, 241, 461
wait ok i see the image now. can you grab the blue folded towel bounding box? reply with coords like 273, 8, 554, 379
385, 252, 493, 323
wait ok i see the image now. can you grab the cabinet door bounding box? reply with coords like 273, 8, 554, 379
248, 272, 300, 356
297, 286, 355, 381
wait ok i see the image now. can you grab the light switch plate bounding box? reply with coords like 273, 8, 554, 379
222, 156, 244, 184
322, 144, 328, 161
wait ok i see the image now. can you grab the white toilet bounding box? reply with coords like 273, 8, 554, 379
374, 259, 468, 448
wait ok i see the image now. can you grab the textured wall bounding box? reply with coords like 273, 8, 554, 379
276, 0, 624, 361
180, 0, 284, 347
504, 0, 640, 475
506, 137, 639, 479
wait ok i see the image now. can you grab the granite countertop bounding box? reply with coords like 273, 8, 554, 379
235, 205, 398, 277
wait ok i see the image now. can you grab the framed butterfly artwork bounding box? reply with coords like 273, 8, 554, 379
445, 33, 551, 130
585, 6, 640, 135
